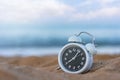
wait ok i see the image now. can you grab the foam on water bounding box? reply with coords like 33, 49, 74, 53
0, 46, 120, 57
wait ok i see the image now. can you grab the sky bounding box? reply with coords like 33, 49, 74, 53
0, 0, 120, 39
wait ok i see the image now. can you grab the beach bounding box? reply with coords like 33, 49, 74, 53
0, 54, 119, 80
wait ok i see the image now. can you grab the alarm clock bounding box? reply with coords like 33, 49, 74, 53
58, 32, 97, 74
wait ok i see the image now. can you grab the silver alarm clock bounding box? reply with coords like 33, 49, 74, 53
58, 32, 97, 74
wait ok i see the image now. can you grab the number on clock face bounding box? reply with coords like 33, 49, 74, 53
62, 46, 86, 72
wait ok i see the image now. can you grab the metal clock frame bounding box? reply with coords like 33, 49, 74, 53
58, 43, 93, 74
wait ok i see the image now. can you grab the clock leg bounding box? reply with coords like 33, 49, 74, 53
56, 66, 61, 70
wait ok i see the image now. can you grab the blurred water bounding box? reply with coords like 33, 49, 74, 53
0, 46, 120, 57
0, 47, 60, 57
97, 46, 120, 55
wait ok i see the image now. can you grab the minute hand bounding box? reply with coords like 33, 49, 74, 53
66, 52, 79, 65
73, 52, 80, 59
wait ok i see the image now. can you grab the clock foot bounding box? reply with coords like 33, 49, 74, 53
56, 66, 61, 70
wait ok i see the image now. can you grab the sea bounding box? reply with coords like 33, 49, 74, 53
0, 36, 120, 57
0, 46, 120, 57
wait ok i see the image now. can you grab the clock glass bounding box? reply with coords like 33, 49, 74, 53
62, 45, 86, 72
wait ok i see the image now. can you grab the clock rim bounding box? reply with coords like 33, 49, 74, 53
58, 43, 93, 74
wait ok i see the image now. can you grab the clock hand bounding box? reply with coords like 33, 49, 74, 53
66, 52, 80, 65
73, 52, 80, 59
66, 57, 75, 65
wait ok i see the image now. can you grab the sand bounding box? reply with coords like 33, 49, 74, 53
0, 54, 120, 80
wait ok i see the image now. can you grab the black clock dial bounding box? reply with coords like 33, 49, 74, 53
62, 45, 86, 72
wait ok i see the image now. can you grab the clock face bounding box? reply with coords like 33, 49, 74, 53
62, 45, 86, 72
